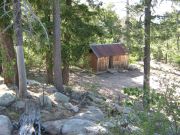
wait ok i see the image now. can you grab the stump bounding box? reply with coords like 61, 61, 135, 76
19, 100, 41, 135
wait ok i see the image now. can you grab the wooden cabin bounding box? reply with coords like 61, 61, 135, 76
89, 43, 128, 73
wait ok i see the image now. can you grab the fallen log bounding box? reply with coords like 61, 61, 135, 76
19, 99, 41, 135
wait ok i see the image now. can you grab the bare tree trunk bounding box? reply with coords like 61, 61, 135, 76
177, 12, 179, 51
177, 35, 179, 51
13, 0, 27, 98
62, 63, 69, 85
165, 43, 169, 64
45, 12, 54, 84
0, 40, 1, 75
143, 0, 151, 109
46, 49, 53, 84
61, 0, 72, 85
53, 0, 64, 91
0, 63, 2, 74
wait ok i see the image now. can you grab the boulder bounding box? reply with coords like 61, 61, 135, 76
102, 121, 116, 128
120, 124, 143, 134
39, 94, 52, 109
43, 119, 109, 135
62, 119, 108, 135
154, 133, 161, 135
87, 92, 104, 104
70, 91, 82, 101
56, 103, 66, 111
123, 107, 132, 114
27, 79, 41, 85
0, 77, 3, 84
46, 86, 58, 94
50, 92, 70, 103
128, 64, 139, 71
8, 85, 18, 92
12, 100, 25, 110
0, 91, 16, 106
133, 101, 144, 111
43, 119, 66, 135
73, 106, 104, 122
64, 103, 79, 113
0, 84, 9, 91
41, 107, 71, 122
107, 69, 117, 74
118, 69, 128, 73
128, 124, 143, 134
0, 115, 12, 135
112, 103, 132, 114
0, 106, 6, 111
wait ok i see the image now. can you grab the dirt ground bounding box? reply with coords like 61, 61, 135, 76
69, 61, 180, 98
1, 61, 179, 98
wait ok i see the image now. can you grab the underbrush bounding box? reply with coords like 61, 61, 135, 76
174, 55, 180, 67
109, 80, 180, 135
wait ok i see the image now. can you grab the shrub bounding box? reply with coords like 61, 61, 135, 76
122, 84, 180, 135
174, 55, 180, 66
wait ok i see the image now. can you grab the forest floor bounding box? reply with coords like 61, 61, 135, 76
2, 60, 179, 99
24, 60, 180, 99
68, 61, 180, 99
0, 61, 179, 134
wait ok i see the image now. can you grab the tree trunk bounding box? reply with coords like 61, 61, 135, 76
53, 0, 64, 91
157, 46, 162, 61
62, 63, 69, 85
41, 6, 54, 85
0, 0, 17, 85
143, 0, 151, 109
177, 35, 179, 51
45, 11, 54, 84
19, 100, 41, 135
46, 49, 53, 84
0, 31, 17, 84
177, 12, 179, 51
0, 64, 2, 74
13, 0, 27, 98
61, 0, 72, 85
126, 0, 130, 52
165, 43, 169, 64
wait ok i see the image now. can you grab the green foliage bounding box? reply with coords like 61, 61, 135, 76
0, 49, 16, 78
174, 55, 180, 66
41, 1, 106, 68
82, 82, 101, 93
150, 11, 179, 63
98, 6, 122, 43
138, 111, 170, 135
24, 47, 45, 69
125, 4, 179, 65
122, 84, 180, 135
123, 87, 143, 98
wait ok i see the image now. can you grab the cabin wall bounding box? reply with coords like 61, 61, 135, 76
89, 53, 129, 72
111, 54, 128, 69
97, 57, 109, 72
90, 53, 98, 72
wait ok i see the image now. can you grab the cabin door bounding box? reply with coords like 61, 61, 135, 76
109, 56, 113, 69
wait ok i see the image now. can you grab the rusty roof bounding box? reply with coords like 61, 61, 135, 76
90, 43, 128, 58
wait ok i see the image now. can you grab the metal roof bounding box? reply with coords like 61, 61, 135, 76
90, 43, 128, 58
